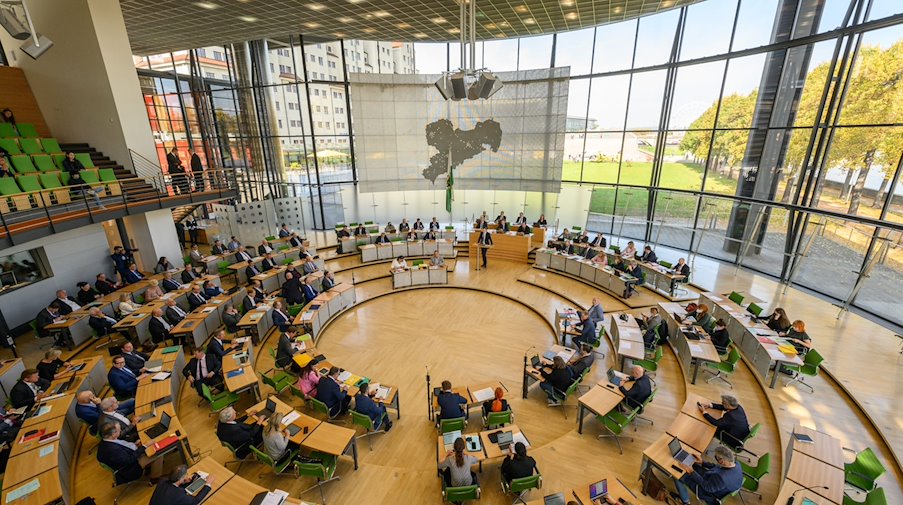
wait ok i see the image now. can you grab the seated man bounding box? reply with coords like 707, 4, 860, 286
182, 347, 223, 396
120, 341, 149, 375
76, 390, 135, 427
124, 263, 145, 284
88, 307, 117, 338
97, 423, 163, 485
203, 280, 223, 298
436, 380, 467, 420
35, 302, 65, 347
354, 382, 392, 431
570, 311, 596, 348
181, 264, 199, 284
624, 261, 644, 298
640, 245, 657, 263
77, 281, 101, 305
97, 397, 138, 442
10, 369, 50, 409
206, 329, 234, 361
149, 464, 215, 505
95, 273, 118, 295
620, 365, 652, 410
316, 366, 352, 417
673, 446, 743, 505
216, 406, 264, 458
567, 342, 595, 379
108, 355, 147, 399
187, 285, 208, 310
160, 271, 181, 292
429, 250, 445, 267
149, 308, 174, 345
275, 326, 302, 373
164, 299, 188, 325
698, 395, 750, 450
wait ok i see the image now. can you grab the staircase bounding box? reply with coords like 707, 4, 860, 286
59, 143, 161, 202
172, 204, 203, 223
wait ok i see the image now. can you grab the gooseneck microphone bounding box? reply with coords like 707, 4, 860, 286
787, 485, 829, 505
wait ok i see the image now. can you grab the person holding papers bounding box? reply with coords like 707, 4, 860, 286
391, 255, 408, 272
317, 366, 352, 417
480, 387, 509, 418
501, 442, 537, 483
671, 446, 743, 505
355, 382, 392, 431
149, 465, 215, 505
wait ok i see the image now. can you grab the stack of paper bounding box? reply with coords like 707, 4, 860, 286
471, 387, 494, 403
152, 372, 171, 381
337, 370, 352, 383
512, 432, 530, 448
281, 411, 301, 426
375, 386, 391, 401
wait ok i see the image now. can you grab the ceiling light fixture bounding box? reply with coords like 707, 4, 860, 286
514, 5, 529, 13
397, 22, 411, 29
565, 11, 578, 20
306, 3, 327, 10
560, 0, 575, 6
338, 16, 353, 23
194, 2, 219, 9
238, 15, 257, 22
363, 27, 376, 33
447, 27, 460, 34
432, 17, 447, 24
373, 10, 391, 18
414, 33, 428, 38
523, 17, 535, 24
303, 21, 321, 28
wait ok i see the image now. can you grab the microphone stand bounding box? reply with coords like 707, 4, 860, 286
425, 365, 432, 421
787, 485, 829, 505
522, 345, 535, 399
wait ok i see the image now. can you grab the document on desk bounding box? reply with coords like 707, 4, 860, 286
281, 411, 301, 427
688, 344, 704, 355
4, 478, 40, 503
375, 386, 391, 401
471, 387, 494, 403
512, 432, 531, 448
337, 370, 352, 382
152, 372, 171, 381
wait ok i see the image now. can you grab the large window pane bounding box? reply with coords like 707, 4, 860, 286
680, 0, 737, 60
731, 0, 780, 51
853, 229, 903, 326
578, 132, 625, 184
413, 42, 448, 74
660, 132, 705, 191
483, 39, 519, 72
793, 217, 871, 300
625, 70, 666, 130
868, 0, 903, 21
633, 9, 680, 69
592, 20, 637, 73
668, 61, 726, 130
555, 27, 594, 76
518, 34, 553, 70
717, 53, 767, 129
587, 75, 630, 131
838, 26, 903, 126
619, 132, 653, 186
652, 191, 699, 250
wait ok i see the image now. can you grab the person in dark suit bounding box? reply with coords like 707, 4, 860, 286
423, 230, 437, 240
203, 280, 223, 298
108, 355, 147, 399
539, 357, 572, 405
275, 326, 300, 372
571, 311, 596, 348
235, 246, 253, 263
189, 149, 205, 192
261, 253, 277, 272
567, 343, 595, 379
95, 273, 118, 295
278, 223, 291, 238
211, 240, 226, 255
182, 347, 222, 396
167, 147, 189, 194
120, 342, 149, 375
321, 271, 336, 291
242, 288, 258, 313
53, 289, 81, 315
97, 397, 138, 442
244, 260, 261, 281
710, 320, 731, 354
222, 304, 241, 334
149, 464, 214, 505
698, 395, 750, 450
289, 233, 304, 247
216, 406, 263, 458
76, 281, 101, 305
180, 265, 199, 284
187, 285, 208, 310
640, 245, 657, 263
251, 280, 266, 302
161, 272, 181, 292
477, 229, 493, 268
88, 307, 118, 339
375, 232, 390, 244
670, 257, 691, 293
110, 246, 137, 282
353, 224, 367, 236
272, 301, 291, 333
10, 369, 49, 409
589, 234, 606, 248
76, 390, 135, 428
257, 240, 273, 256
163, 299, 187, 326
149, 308, 174, 345
429, 217, 440, 231
413, 218, 425, 230
501, 442, 537, 483
620, 365, 652, 410
436, 380, 467, 420
398, 219, 410, 232
124, 263, 145, 284
336, 227, 350, 239
316, 366, 352, 417
674, 446, 744, 505
302, 277, 319, 304
35, 302, 63, 345
354, 382, 392, 431
281, 272, 304, 306
206, 330, 234, 361
97, 423, 162, 485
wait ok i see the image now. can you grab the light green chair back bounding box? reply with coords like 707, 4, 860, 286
739, 452, 770, 493
842, 488, 887, 505
16, 174, 42, 193
41, 138, 62, 153
98, 168, 117, 182
507, 474, 542, 494
659, 260, 673, 268
444, 484, 480, 502
18, 138, 41, 154
39, 172, 63, 189
845, 447, 887, 492
350, 410, 374, 431
484, 410, 512, 428
32, 154, 56, 172
10, 154, 37, 173
75, 152, 94, 167
81, 170, 101, 185
16, 123, 38, 138
0, 123, 16, 137
439, 417, 465, 434
0, 178, 22, 196
0, 138, 20, 154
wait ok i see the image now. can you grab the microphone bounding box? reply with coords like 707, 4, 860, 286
787, 485, 829, 505
524, 345, 535, 356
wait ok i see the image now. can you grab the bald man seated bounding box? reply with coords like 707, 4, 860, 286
620, 365, 652, 410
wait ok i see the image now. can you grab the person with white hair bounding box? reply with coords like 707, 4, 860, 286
215, 406, 263, 458
672, 446, 743, 505
97, 396, 138, 441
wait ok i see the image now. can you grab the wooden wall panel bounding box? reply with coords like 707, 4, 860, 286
0, 66, 50, 137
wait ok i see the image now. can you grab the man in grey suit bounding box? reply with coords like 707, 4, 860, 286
639, 306, 662, 332
587, 297, 605, 326
97, 397, 138, 441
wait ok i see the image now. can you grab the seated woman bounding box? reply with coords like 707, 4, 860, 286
297, 362, 320, 398
766, 308, 791, 333
154, 257, 173, 274
36, 349, 71, 382
591, 251, 608, 266
438, 438, 479, 487
621, 241, 637, 258
781, 320, 812, 354
144, 279, 164, 302
263, 412, 292, 462
118, 292, 141, 316
500, 442, 537, 483
481, 387, 509, 418
390, 256, 407, 272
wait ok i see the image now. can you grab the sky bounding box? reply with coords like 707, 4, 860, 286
412, 0, 902, 130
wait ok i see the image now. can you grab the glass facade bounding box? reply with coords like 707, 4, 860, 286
132, 0, 903, 328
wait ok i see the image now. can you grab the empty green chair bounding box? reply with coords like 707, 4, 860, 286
842, 488, 887, 505
40, 138, 62, 153
705, 346, 741, 388
442, 483, 480, 503
483, 409, 512, 429
738, 452, 770, 501
783, 348, 825, 393
201, 383, 239, 414
18, 138, 42, 154
0, 138, 20, 154
260, 368, 294, 396
290, 384, 311, 408
350, 409, 387, 451
52, 153, 65, 169
0, 177, 29, 213
610, 245, 621, 254
80, 169, 101, 185
220, 440, 250, 470
746, 302, 764, 317
32, 154, 57, 172
98, 168, 121, 195
412, 259, 424, 266
597, 406, 638, 454
0, 123, 16, 137
287, 304, 305, 317
722, 422, 761, 459
438, 416, 466, 434
295, 452, 340, 504
265, 235, 277, 241
10, 154, 37, 173
634, 345, 663, 374
75, 152, 94, 167
249, 444, 298, 476
501, 474, 542, 504
16, 123, 38, 138
844, 447, 886, 493
16, 174, 48, 207
310, 397, 345, 422
728, 291, 745, 304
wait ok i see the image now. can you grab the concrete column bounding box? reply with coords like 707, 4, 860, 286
121, 209, 183, 272
0, 0, 156, 169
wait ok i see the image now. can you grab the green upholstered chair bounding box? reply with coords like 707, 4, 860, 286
249, 444, 298, 476
350, 409, 387, 451
40, 138, 62, 153
597, 406, 638, 454
16, 174, 47, 207
501, 474, 542, 505
842, 488, 887, 505
16, 123, 39, 138
442, 483, 480, 503
738, 452, 770, 501
75, 152, 95, 167
32, 154, 57, 172
260, 368, 294, 396
844, 447, 886, 493
783, 349, 825, 393
438, 416, 466, 434
18, 137, 42, 154
201, 383, 239, 414
0, 123, 17, 137
704, 346, 741, 388
10, 154, 37, 173
295, 452, 340, 504
0, 138, 20, 154
482, 409, 512, 429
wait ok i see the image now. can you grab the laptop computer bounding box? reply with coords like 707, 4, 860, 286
607, 369, 622, 386
497, 430, 514, 450
135, 404, 157, 423
543, 493, 567, 505
144, 411, 172, 439
443, 430, 462, 451
69, 363, 86, 373
50, 375, 76, 395
530, 355, 541, 368
589, 479, 609, 501
256, 398, 277, 419
669, 437, 695, 466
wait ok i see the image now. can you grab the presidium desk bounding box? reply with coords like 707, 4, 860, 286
468, 230, 534, 269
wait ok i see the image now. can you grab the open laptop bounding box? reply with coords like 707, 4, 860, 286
607, 368, 622, 386
589, 479, 609, 502
669, 437, 695, 466
443, 430, 462, 452
543, 493, 567, 505
497, 430, 514, 450
256, 398, 277, 419
49, 375, 76, 395
143, 411, 172, 439
530, 355, 542, 368
135, 404, 157, 423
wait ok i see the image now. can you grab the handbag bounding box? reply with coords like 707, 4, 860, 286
640, 465, 668, 502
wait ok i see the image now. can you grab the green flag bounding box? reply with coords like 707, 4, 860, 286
445, 168, 454, 213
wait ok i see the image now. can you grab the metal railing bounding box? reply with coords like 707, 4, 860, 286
0, 168, 239, 244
